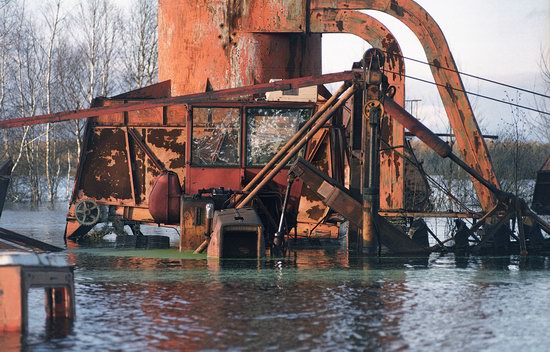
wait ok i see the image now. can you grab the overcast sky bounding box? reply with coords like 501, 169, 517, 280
322, 0, 550, 136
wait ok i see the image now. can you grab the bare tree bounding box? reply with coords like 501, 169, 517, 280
11, 2, 45, 207
123, 0, 158, 89
0, 1, 16, 156
0, 0, 158, 205
73, 0, 121, 105
532, 49, 550, 142
43, 0, 64, 206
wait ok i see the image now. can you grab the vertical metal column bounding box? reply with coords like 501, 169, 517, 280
348, 89, 364, 252
361, 49, 384, 254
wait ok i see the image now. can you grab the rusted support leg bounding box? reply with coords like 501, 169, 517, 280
361, 49, 384, 254
363, 104, 382, 253
515, 201, 528, 256
0, 267, 23, 332
348, 89, 363, 252
46, 287, 74, 319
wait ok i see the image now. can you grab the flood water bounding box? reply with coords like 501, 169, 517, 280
1, 205, 550, 351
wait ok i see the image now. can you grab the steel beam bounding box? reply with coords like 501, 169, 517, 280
312, 0, 500, 211
0, 72, 359, 130
310, 9, 406, 210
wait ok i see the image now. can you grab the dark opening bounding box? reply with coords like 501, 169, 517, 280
222, 230, 258, 258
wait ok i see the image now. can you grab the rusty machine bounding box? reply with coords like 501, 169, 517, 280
0, 0, 549, 257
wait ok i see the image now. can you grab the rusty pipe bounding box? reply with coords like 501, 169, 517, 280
237, 84, 358, 209
384, 99, 452, 158
384, 99, 507, 201
0, 72, 357, 129
240, 81, 351, 195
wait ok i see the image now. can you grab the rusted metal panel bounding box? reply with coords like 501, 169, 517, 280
144, 128, 186, 204
94, 99, 124, 126
237, 0, 307, 32
112, 80, 172, 100
165, 105, 188, 126
158, 0, 320, 96
180, 197, 211, 250
297, 128, 335, 236
127, 107, 164, 126
77, 128, 134, 204
310, 9, 406, 211
311, 0, 500, 211
207, 208, 265, 258
187, 168, 242, 195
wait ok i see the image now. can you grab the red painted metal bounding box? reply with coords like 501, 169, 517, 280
148, 172, 183, 224
158, 0, 319, 96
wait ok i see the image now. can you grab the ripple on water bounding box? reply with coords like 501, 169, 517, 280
1, 208, 550, 351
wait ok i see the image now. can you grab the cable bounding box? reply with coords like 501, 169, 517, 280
384, 69, 550, 117
380, 50, 550, 100
378, 137, 479, 216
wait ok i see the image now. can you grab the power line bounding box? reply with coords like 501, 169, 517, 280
378, 49, 550, 100
386, 70, 550, 117
396, 54, 550, 100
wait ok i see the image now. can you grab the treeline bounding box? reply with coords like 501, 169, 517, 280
412, 139, 550, 208
0, 0, 158, 206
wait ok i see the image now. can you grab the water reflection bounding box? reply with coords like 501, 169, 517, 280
2, 208, 550, 350
3, 250, 549, 351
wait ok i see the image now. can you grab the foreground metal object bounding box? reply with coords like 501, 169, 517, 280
207, 208, 265, 258
0, 252, 75, 332
312, 0, 500, 212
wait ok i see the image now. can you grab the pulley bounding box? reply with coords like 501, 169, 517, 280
75, 199, 101, 226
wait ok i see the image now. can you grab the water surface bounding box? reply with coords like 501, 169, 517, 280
1, 205, 549, 351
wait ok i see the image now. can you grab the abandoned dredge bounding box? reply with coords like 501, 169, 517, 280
1, 1, 550, 329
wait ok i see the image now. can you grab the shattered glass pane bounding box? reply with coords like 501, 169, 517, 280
192, 108, 240, 166
246, 108, 311, 166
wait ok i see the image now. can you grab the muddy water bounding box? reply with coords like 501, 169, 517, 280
1, 206, 550, 351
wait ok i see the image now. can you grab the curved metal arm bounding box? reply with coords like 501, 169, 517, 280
310, 8, 406, 210
312, 0, 500, 212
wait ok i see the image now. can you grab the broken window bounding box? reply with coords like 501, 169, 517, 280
192, 108, 240, 166
246, 108, 311, 166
